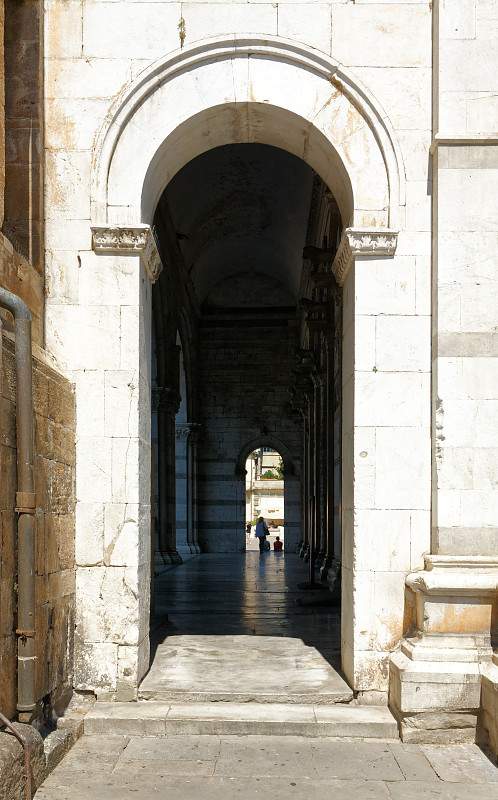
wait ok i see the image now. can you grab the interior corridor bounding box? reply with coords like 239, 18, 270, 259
142, 553, 350, 703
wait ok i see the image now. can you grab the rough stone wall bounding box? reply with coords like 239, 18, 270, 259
0, 234, 44, 347
0, 0, 4, 228
197, 316, 301, 552
4, 0, 44, 272
0, 335, 75, 719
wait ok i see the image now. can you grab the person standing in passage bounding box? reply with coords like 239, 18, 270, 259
273, 536, 283, 552
255, 516, 269, 554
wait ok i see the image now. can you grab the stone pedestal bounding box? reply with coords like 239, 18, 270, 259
481, 654, 498, 760
390, 556, 498, 743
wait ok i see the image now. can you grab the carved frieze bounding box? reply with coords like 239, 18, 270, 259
91, 224, 163, 283
332, 228, 398, 286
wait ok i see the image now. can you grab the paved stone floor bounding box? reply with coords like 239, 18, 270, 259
35, 735, 498, 799
143, 553, 348, 702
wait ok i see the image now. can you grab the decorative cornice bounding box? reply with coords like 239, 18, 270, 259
91, 224, 163, 283
332, 227, 398, 286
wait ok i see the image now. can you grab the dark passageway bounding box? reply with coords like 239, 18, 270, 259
150, 141, 345, 698
142, 553, 349, 703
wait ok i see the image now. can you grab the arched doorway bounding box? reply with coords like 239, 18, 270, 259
236, 437, 301, 554
244, 447, 285, 552
78, 36, 426, 702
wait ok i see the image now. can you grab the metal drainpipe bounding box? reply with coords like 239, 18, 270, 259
0, 288, 37, 720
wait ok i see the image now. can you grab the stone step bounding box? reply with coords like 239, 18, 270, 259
84, 701, 399, 740
138, 688, 353, 705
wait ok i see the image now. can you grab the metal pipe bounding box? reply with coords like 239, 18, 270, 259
0, 288, 36, 719
0, 710, 33, 800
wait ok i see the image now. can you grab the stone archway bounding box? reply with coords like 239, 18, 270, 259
236, 437, 300, 553
66, 34, 431, 702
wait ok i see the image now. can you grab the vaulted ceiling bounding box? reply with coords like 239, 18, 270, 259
162, 144, 315, 307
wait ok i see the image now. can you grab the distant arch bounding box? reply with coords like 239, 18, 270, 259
235, 436, 297, 478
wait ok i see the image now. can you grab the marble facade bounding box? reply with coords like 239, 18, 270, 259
39, 0, 498, 749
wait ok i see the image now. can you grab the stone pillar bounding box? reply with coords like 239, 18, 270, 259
298, 408, 308, 558
60, 225, 163, 700
305, 388, 314, 567
188, 424, 202, 554
175, 422, 201, 557
320, 334, 334, 582
175, 423, 190, 559
308, 271, 340, 584
156, 387, 182, 567
291, 359, 312, 560
312, 365, 327, 571
327, 228, 429, 700
316, 365, 327, 569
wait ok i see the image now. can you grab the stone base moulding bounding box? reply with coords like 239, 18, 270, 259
91, 224, 163, 282
389, 555, 498, 744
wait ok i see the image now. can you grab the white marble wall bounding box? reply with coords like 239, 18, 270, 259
44, 1, 439, 696
433, 0, 498, 557
341, 242, 432, 691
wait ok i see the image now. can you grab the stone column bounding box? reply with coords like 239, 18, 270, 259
308, 271, 340, 584
311, 365, 326, 572
320, 333, 334, 582
188, 424, 202, 554
156, 387, 182, 567
298, 407, 308, 559
175, 422, 201, 556
291, 361, 312, 560
318, 362, 328, 570
175, 423, 190, 559
328, 285, 343, 595
305, 388, 314, 566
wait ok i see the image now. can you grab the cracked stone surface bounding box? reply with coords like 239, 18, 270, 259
35, 736, 498, 799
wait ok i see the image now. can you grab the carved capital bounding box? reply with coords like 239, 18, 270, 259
332, 228, 398, 286
91, 224, 163, 283
175, 422, 202, 442
153, 386, 180, 415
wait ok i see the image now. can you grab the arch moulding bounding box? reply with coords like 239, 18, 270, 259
235, 436, 298, 479
90, 35, 404, 285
